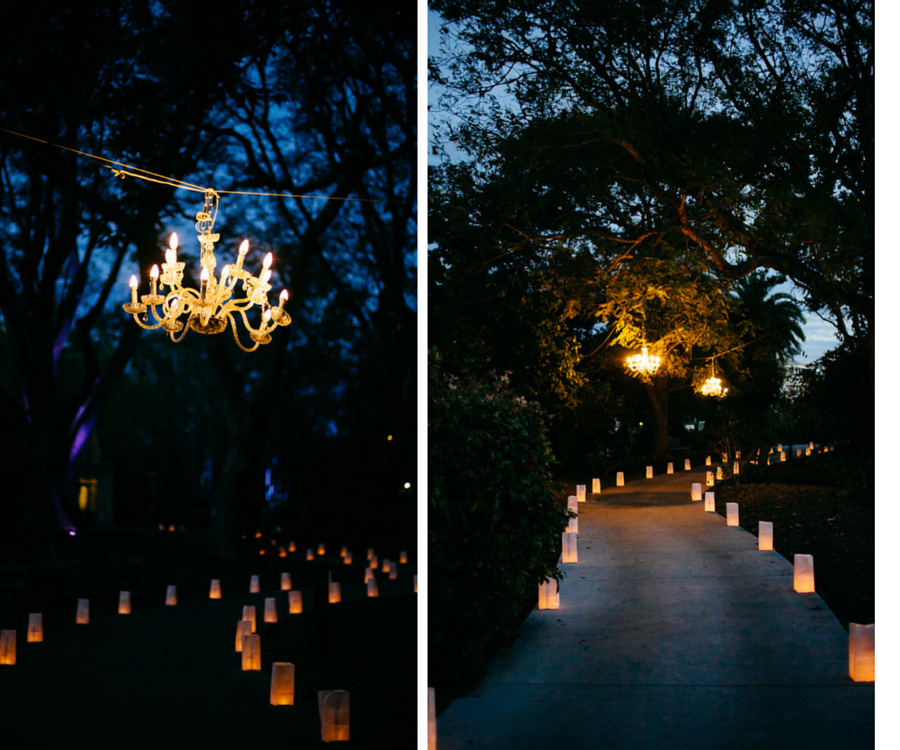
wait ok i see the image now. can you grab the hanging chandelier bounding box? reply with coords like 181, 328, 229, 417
625, 346, 662, 376
122, 190, 290, 352
700, 361, 729, 398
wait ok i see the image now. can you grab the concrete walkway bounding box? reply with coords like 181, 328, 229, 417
437, 470, 874, 749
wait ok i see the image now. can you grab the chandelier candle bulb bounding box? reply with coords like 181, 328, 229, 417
27, 614, 42, 643
704, 492, 715, 512
129, 275, 138, 305
617, 472, 625, 487
264, 598, 277, 623
367, 579, 379, 598
726, 503, 739, 526
250, 575, 260, 593
242, 605, 257, 633
794, 554, 815, 592
318, 690, 350, 743
289, 591, 303, 614
210, 579, 221, 599
691, 483, 702, 501
849, 624, 875, 682
759, 522, 774, 550
593, 478, 601, 493
241, 634, 261, 671
76, 599, 90, 624
667, 462, 674, 474
281, 573, 291, 591
538, 578, 560, 609
561, 532, 577, 563
0, 630, 16, 666
278, 289, 288, 310
235, 620, 251, 651
118, 591, 131, 614
270, 662, 295, 706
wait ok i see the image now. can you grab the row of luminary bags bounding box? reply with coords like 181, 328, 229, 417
0, 546, 416, 742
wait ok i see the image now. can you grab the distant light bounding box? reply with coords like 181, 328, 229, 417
404, 482, 411, 489
68, 530, 76, 536
387, 435, 393, 441
639, 422, 643, 427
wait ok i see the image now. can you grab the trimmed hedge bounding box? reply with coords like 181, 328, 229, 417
429, 353, 568, 692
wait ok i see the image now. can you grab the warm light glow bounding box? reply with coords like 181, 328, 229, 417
289, 591, 303, 614
241, 634, 261, 671
849, 624, 875, 682
318, 690, 350, 742
280, 289, 289, 303
169, 232, 178, 252
538, 579, 559, 609
263, 252, 273, 269
27, 613, 42, 643
264, 597, 278, 623
0, 630, 16, 666
625, 346, 661, 376
700, 375, 729, 398
150, 264, 159, 280
794, 554, 815, 592
270, 662, 295, 705
129, 275, 138, 289
200, 267, 210, 283
561, 532, 577, 563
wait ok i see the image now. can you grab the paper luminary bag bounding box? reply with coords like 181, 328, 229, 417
264, 597, 278, 623
270, 662, 295, 705
367, 579, 379, 598
209, 579, 222, 599
794, 554, 815, 593
849, 624, 875, 682
318, 690, 350, 742
281, 573, 291, 591
235, 620, 252, 652
576, 484, 586, 502
344, 553, 353, 565
428, 688, 437, 750
667, 462, 674, 474
328, 582, 341, 604
318, 544, 326, 555
0, 630, 15, 665
759, 522, 774, 550
691, 483, 702, 501
76, 599, 90, 624
704, 492, 715, 512
250, 575, 260, 594
165, 585, 177, 606
726, 503, 739, 526
364, 569, 374, 584
241, 634, 261, 670
592, 478, 601, 493
118, 591, 132, 614
289, 591, 303, 614
616, 472, 624, 487
684, 459, 691, 471
340, 546, 348, 558
242, 605, 257, 633
389, 563, 397, 580
307, 549, 315, 561
399, 551, 408, 564
706, 471, 714, 486
646, 466, 653, 479
561, 532, 577, 563
537, 578, 559, 609
27, 613, 42, 643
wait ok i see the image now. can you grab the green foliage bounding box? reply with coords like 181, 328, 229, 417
429, 349, 568, 692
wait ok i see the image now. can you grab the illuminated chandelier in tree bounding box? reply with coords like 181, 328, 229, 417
625, 320, 662, 377
700, 359, 729, 398
123, 189, 291, 352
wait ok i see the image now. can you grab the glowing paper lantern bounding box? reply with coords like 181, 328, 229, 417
414, 575, 418, 593
340, 546, 347, 558
318, 544, 326, 555
0, 630, 15, 666
805, 447, 811, 457
364, 569, 374, 584
722, 452, 729, 464
716, 466, 723, 481
809, 441, 814, 450
736, 451, 741, 459
794, 554, 815, 592
684, 459, 691, 471
537, 578, 559, 609
576, 484, 586, 502
592, 478, 601, 493
307, 549, 315, 561
241, 634, 261, 670
235, 620, 251, 651
382, 559, 391, 573
780, 451, 786, 461
370, 556, 379, 570
400, 551, 408, 564
281, 573, 291, 591
289, 591, 303, 614
646, 466, 653, 479
210, 579, 222, 599
733, 462, 740, 475
270, 662, 295, 705
667, 462, 674, 474
561, 532, 577, 563
242, 605, 257, 633
289, 541, 296, 553
118, 591, 131, 615
279, 546, 287, 558
76, 599, 90, 624
329, 582, 341, 604
344, 553, 353, 565
706, 456, 712, 466
777, 444, 782, 452
691, 483, 702, 501
566, 512, 578, 534
428, 688, 436, 750
759, 522, 773, 550
706, 471, 714, 487
616, 472, 625, 487
849, 623, 875, 682
726, 503, 739, 526
250, 575, 260, 594
367, 549, 374, 560
264, 597, 278, 623
367, 579, 379, 598
318, 690, 350, 742
389, 563, 398, 580
704, 492, 715, 512
796, 448, 802, 458
165, 585, 177, 606
27, 613, 42, 643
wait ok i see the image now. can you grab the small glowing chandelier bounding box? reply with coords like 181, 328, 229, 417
626, 346, 662, 376
700, 360, 729, 398
122, 189, 290, 352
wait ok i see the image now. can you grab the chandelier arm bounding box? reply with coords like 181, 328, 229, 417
169, 322, 191, 344
131, 314, 166, 331
229, 313, 260, 353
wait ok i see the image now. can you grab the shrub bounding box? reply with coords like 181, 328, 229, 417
428, 350, 568, 693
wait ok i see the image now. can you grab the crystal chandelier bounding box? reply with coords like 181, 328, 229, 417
625, 346, 662, 376
700, 361, 729, 397
122, 190, 290, 352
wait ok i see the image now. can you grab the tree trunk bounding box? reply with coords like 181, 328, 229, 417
644, 372, 669, 462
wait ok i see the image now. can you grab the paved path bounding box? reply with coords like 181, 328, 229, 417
437, 470, 874, 749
